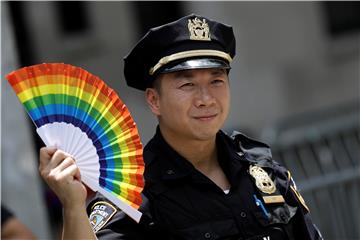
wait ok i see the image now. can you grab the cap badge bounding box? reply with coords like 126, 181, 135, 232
249, 165, 276, 194
188, 17, 211, 41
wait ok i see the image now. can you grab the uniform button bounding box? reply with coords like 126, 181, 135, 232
204, 232, 211, 239
240, 211, 247, 218
166, 169, 175, 175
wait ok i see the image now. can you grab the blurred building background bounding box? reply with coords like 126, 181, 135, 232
1, 1, 359, 239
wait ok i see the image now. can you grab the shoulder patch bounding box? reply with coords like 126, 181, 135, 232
290, 185, 309, 213
89, 201, 117, 232
287, 171, 309, 212
287, 171, 298, 190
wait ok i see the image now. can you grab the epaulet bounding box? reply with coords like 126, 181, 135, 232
230, 132, 311, 215
230, 131, 273, 166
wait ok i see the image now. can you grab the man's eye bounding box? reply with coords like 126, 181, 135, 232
180, 83, 194, 88
212, 79, 224, 85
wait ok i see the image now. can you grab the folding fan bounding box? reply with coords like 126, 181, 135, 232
6, 63, 145, 222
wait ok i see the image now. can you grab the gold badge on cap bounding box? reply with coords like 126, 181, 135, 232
249, 165, 276, 194
188, 17, 211, 41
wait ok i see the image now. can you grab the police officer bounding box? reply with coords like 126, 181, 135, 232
39, 14, 323, 239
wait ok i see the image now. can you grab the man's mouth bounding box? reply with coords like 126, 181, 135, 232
193, 114, 218, 121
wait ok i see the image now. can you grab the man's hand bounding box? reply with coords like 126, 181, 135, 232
38, 147, 97, 239
39, 147, 87, 208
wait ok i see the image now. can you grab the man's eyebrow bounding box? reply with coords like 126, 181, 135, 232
173, 71, 194, 80
210, 68, 227, 77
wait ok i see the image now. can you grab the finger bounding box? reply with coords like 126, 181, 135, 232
51, 157, 76, 174
57, 164, 81, 182
39, 147, 58, 168
47, 149, 72, 170
40, 146, 57, 156
74, 166, 81, 181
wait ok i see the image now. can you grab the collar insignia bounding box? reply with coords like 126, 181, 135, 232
249, 165, 276, 194
188, 17, 211, 41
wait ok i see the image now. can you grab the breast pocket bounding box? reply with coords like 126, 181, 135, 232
254, 202, 297, 226
250, 202, 297, 240
175, 219, 240, 240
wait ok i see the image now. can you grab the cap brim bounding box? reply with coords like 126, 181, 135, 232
159, 58, 230, 74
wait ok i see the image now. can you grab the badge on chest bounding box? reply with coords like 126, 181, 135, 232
249, 165, 285, 204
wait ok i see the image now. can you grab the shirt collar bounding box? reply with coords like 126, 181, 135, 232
147, 126, 195, 181
146, 126, 247, 183
216, 131, 247, 185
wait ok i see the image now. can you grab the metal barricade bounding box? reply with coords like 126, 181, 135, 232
262, 101, 360, 240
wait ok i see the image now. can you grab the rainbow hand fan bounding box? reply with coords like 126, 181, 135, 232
6, 63, 144, 222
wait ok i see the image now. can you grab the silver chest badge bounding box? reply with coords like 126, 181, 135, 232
188, 17, 211, 41
249, 165, 276, 194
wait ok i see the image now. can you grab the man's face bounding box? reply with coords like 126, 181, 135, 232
146, 68, 230, 142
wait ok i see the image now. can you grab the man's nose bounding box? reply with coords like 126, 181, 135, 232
194, 86, 216, 107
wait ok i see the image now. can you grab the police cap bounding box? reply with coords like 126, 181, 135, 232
124, 14, 236, 91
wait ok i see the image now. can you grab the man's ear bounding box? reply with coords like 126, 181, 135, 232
145, 88, 161, 116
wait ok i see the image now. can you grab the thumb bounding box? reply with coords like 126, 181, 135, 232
74, 167, 81, 181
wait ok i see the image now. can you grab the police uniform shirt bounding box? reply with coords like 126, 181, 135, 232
87, 127, 323, 240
